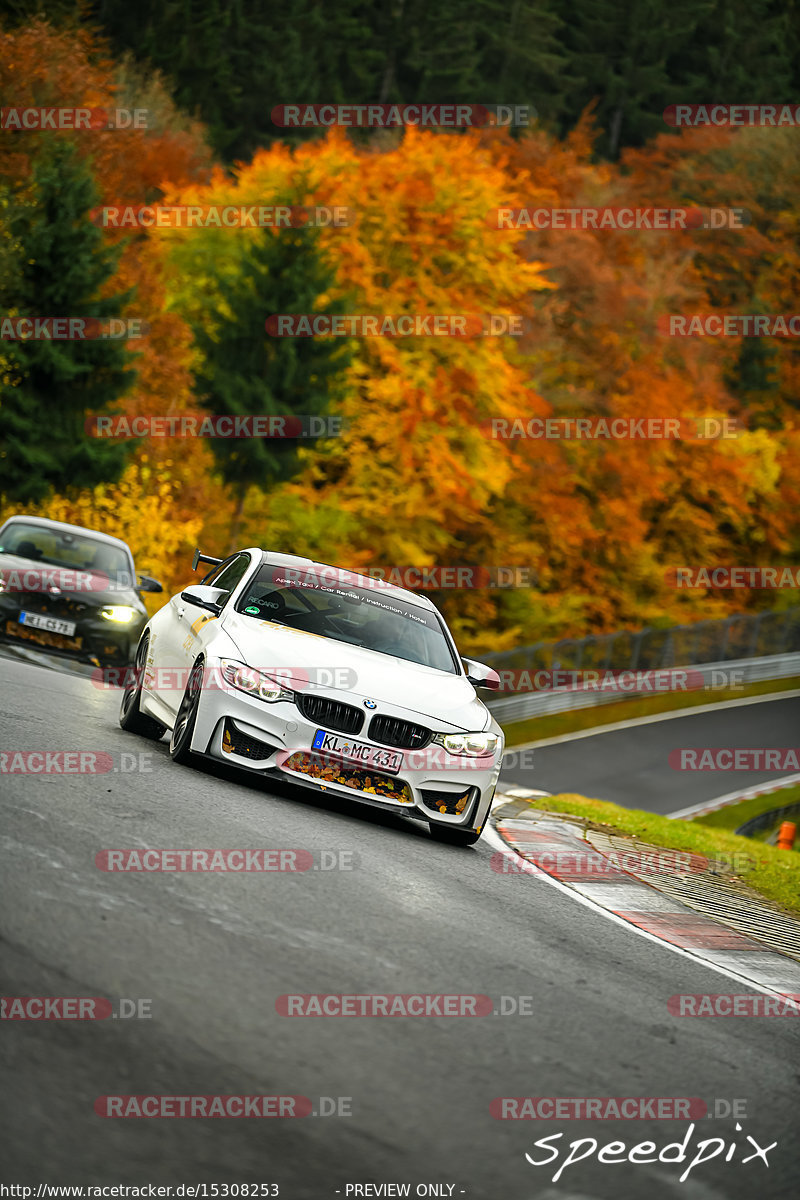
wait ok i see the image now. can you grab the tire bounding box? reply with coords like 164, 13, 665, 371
429, 823, 482, 847
169, 657, 204, 765
119, 635, 166, 740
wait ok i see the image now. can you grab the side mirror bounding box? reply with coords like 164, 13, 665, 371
138, 575, 164, 594
462, 657, 501, 691
180, 584, 227, 613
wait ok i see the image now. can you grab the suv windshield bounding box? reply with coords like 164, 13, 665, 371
0, 522, 131, 580
236, 563, 459, 674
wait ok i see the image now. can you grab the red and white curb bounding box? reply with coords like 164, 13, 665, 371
487, 790, 800, 1004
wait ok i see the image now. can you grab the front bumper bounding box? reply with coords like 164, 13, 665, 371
0, 602, 144, 666
186, 670, 502, 832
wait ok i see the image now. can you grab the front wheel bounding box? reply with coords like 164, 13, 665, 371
119, 635, 166, 740
429, 823, 482, 847
169, 658, 204, 765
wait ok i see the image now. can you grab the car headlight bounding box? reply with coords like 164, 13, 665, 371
220, 659, 293, 703
100, 605, 138, 624
433, 732, 499, 757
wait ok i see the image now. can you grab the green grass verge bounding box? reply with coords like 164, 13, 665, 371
500, 674, 800, 747
518, 792, 800, 917
695, 784, 800, 842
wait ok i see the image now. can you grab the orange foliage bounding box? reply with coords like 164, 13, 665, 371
4, 17, 799, 648
0, 18, 234, 599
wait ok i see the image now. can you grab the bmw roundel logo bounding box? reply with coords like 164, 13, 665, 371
363, 699, 377, 709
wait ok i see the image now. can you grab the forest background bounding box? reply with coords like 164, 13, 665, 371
1, 2, 799, 655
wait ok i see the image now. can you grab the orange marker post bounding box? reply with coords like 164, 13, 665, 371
777, 821, 797, 851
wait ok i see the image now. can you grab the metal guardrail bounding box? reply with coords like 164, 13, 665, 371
487, 650, 800, 725
484, 608, 800, 677
736, 801, 800, 839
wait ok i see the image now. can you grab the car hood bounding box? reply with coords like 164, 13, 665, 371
220, 611, 489, 731
0, 553, 142, 607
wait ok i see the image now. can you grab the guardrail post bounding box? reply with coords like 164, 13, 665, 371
720, 616, 731, 660
780, 609, 792, 654
747, 613, 760, 658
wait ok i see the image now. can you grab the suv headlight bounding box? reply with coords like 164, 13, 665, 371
220, 659, 293, 703
433, 732, 499, 757
100, 605, 137, 623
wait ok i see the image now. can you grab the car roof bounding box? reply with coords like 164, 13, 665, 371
0, 514, 134, 556
251, 548, 438, 611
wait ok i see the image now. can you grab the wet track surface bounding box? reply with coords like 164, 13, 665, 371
499, 693, 800, 813
1, 649, 799, 1197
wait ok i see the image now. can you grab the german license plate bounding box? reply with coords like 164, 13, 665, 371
312, 729, 402, 774
19, 611, 76, 637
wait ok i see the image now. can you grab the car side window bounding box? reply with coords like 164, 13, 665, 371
203, 554, 251, 604
201, 557, 232, 587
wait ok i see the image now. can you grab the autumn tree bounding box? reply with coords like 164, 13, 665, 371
0, 140, 136, 503
0, 17, 231, 561
189, 219, 353, 547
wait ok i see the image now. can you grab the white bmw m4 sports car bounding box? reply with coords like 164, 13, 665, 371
120, 547, 504, 845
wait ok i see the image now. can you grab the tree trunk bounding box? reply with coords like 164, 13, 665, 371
227, 482, 248, 553
609, 105, 624, 158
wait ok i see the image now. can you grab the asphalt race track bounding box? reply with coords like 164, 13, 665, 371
2, 650, 799, 1198
500, 693, 800, 813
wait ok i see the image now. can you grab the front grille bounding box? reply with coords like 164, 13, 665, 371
297, 694, 364, 735
283, 750, 414, 804
420, 787, 474, 816
222, 719, 279, 761
368, 714, 430, 749
16, 593, 90, 618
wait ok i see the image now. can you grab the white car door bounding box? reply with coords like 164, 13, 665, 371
170, 553, 255, 702
145, 589, 196, 721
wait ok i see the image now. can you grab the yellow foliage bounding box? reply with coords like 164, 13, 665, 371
17, 456, 205, 613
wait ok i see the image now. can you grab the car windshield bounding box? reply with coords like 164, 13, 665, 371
0, 521, 131, 580
236, 563, 460, 674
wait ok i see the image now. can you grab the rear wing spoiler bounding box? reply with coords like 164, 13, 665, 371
192, 548, 223, 572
